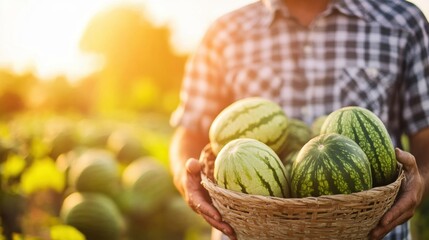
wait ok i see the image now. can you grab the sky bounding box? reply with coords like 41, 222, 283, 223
0, 0, 254, 81
0, 0, 428, 82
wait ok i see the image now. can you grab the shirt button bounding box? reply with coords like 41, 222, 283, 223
303, 45, 312, 54
301, 106, 309, 116
366, 67, 379, 78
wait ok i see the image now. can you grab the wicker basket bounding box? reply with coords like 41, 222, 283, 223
199, 144, 405, 240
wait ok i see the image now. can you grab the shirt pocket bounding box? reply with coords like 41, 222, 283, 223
334, 67, 397, 122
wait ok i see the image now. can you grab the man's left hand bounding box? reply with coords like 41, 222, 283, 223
369, 148, 424, 239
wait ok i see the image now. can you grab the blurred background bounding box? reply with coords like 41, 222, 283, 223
0, 0, 428, 239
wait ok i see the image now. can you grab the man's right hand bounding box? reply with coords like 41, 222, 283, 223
182, 158, 237, 240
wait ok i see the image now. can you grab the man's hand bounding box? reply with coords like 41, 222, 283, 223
369, 148, 424, 239
182, 158, 237, 240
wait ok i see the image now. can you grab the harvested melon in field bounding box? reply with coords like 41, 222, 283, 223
68, 149, 120, 196
60, 192, 124, 240
121, 157, 176, 216
107, 129, 146, 164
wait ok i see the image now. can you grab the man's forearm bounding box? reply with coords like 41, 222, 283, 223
169, 127, 209, 194
410, 127, 429, 198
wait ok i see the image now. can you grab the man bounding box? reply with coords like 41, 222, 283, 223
169, 0, 429, 239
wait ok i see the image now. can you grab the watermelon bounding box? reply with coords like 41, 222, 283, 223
401, 134, 410, 152
50, 225, 86, 240
282, 151, 298, 183
320, 106, 397, 186
68, 149, 121, 196
214, 138, 290, 198
291, 133, 372, 198
107, 129, 147, 164
279, 118, 312, 160
209, 97, 289, 155
311, 115, 328, 137
60, 192, 124, 240
120, 156, 176, 217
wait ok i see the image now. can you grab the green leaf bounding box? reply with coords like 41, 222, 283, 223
2, 154, 26, 179
12, 233, 43, 240
0, 122, 11, 139
50, 225, 86, 240
30, 138, 51, 159
20, 158, 65, 195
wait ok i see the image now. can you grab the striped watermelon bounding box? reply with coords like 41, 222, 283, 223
120, 157, 176, 216
68, 149, 121, 197
291, 133, 372, 198
320, 106, 397, 186
61, 192, 124, 240
279, 118, 312, 160
311, 115, 328, 137
282, 151, 298, 183
214, 138, 290, 198
209, 97, 288, 155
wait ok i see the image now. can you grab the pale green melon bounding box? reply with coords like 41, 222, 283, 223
311, 115, 328, 137
279, 118, 312, 160
214, 138, 290, 198
209, 97, 289, 155
60, 192, 124, 240
68, 149, 120, 196
121, 157, 176, 217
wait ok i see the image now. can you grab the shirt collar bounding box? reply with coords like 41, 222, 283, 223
261, 0, 369, 26
261, 0, 284, 26
261, 0, 282, 13
333, 0, 369, 20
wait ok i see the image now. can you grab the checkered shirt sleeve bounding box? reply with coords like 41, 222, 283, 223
170, 20, 233, 134
401, 8, 429, 135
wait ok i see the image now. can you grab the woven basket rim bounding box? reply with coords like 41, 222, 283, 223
201, 167, 404, 204
199, 144, 404, 239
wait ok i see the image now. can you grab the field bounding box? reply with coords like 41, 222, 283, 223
0, 4, 428, 237
0, 111, 427, 240
0, 111, 211, 240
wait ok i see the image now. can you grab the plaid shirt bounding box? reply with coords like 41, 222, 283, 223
172, 0, 429, 239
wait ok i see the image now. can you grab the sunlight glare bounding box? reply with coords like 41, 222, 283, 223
142, 0, 257, 54
1, 0, 427, 83
0, 0, 114, 82
0, 0, 257, 81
